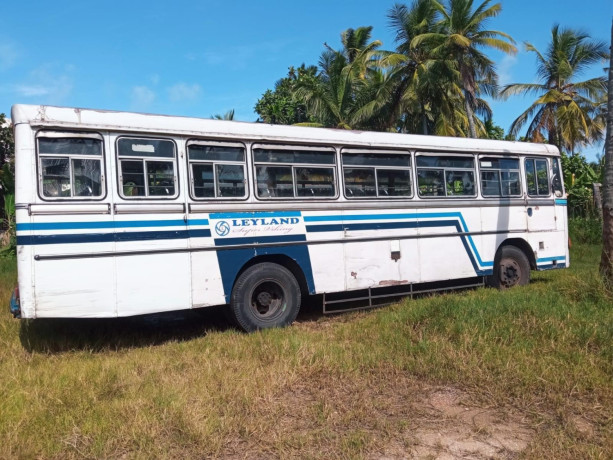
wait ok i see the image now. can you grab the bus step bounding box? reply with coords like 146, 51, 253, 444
322, 277, 486, 315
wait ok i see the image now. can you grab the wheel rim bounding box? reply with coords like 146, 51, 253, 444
249, 280, 286, 319
499, 257, 521, 287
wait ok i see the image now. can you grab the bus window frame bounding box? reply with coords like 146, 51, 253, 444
524, 157, 551, 198
186, 139, 249, 201
341, 148, 414, 200
116, 135, 179, 200
252, 143, 339, 201
477, 154, 522, 198
415, 152, 477, 199
35, 130, 107, 202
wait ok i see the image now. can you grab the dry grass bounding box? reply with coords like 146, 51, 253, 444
0, 244, 612, 458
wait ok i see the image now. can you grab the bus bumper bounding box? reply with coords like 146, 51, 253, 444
9, 286, 21, 318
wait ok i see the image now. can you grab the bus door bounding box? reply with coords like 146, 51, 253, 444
113, 136, 191, 316
524, 157, 556, 232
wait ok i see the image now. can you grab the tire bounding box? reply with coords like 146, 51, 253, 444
230, 263, 301, 332
488, 245, 530, 289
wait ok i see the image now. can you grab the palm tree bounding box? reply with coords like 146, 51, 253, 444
386, 0, 443, 134
294, 28, 393, 129
211, 109, 235, 121
339, 26, 375, 64
502, 26, 608, 153
413, 0, 516, 138
601, 20, 613, 287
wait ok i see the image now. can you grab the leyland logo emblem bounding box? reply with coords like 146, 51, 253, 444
215, 221, 231, 237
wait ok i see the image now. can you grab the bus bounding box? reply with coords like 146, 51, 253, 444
8, 104, 568, 331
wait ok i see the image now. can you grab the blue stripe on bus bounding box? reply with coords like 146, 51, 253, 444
537, 262, 567, 270
16, 229, 211, 245
214, 234, 307, 246
536, 256, 566, 263
305, 212, 493, 268
16, 219, 208, 231
210, 211, 302, 219
554, 199, 567, 205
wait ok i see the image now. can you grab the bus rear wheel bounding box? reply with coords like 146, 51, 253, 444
230, 263, 301, 332
489, 246, 530, 289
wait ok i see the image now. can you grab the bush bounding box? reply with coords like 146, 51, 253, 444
568, 217, 602, 245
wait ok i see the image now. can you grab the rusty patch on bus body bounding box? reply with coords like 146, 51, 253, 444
379, 280, 408, 286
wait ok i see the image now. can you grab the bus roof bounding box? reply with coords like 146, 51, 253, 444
11, 104, 560, 156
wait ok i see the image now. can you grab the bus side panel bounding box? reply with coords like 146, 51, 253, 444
34, 256, 115, 318
115, 251, 191, 316
304, 210, 346, 294
190, 251, 226, 308
308, 244, 346, 294
481, 203, 527, 234
342, 209, 418, 290
480, 203, 527, 267
418, 207, 486, 281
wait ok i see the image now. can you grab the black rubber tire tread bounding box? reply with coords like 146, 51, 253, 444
230, 262, 301, 332
488, 245, 530, 289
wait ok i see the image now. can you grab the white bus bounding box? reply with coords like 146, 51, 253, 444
9, 104, 568, 331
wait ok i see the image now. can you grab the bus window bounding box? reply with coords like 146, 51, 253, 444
416, 155, 475, 197
187, 142, 246, 199
117, 137, 177, 198
342, 151, 412, 198
253, 145, 336, 199
525, 158, 550, 197
479, 157, 521, 197
37, 133, 104, 199
551, 158, 564, 197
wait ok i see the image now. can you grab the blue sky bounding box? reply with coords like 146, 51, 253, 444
1, 0, 611, 159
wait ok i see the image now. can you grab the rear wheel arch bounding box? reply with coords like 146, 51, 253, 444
234, 254, 310, 298
495, 238, 536, 270
488, 239, 533, 289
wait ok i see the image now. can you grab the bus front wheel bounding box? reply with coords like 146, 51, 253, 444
230, 263, 301, 332
489, 246, 530, 289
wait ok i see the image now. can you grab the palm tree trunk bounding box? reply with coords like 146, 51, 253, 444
600, 19, 613, 288
464, 90, 477, 138
421, 104, 428, 135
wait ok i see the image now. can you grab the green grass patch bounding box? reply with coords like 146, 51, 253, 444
0, 245, 612, 458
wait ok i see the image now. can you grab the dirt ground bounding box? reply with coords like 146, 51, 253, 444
374, 386, 534, 459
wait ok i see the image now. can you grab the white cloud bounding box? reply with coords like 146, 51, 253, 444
14, 85, 50, 97
168, 82, 202, 102
13, 64, 73, 102
0, 43, 18, 70
498, 54, 518, 86
131, 86, 156, 108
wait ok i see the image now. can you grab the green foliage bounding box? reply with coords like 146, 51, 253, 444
483, 119, 504, 139
292, 28, 397, 130
254, 65, 318, 125
0, 193, 15, 256
0, 113, 15, 249
411, 0, 517, 138
561, 151, 601, 218
502, 25, 609, 152
211, 109, 235, 120
569, 217, 602, 245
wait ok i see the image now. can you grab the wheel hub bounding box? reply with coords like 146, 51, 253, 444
257, 291, 272, 306
500, 259, 521, 286
250, 281, 285, 317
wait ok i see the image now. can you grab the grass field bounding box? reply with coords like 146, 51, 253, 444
0, 244, 612, 458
